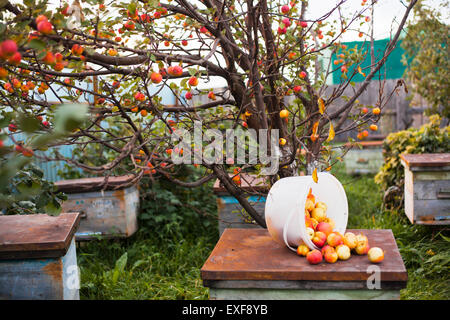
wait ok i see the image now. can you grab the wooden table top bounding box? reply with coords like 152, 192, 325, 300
201, 228, 407, 283
400, 153, 450, 168
0, 212, 80, 260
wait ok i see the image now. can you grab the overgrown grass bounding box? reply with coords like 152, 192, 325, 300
78, 165, 449, 300
78, 221, 218, 299
331, 164, 450, 300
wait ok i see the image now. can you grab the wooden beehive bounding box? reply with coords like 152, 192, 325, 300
202, 228, 408, 300
344, 140, 385, 175
0, 212, 81, 300
213, 174, 269, 235
400, 153, 450, 225
55, 175, 139, 240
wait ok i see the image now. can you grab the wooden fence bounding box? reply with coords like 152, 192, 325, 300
188, 79, 430, 142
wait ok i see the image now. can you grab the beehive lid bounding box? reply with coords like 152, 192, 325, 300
345, 140, 384, 149
54, 175, 136, 193
201, 228, 408, 285
213, 174, 269, 195
0, 212, 80, 260
400, 153, 450, 168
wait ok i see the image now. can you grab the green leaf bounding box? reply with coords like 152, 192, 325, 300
439, 233, 450, 242
44, 199, 61, 216
17, 181, 41, 195
127, 2, 136, 15
131, 259, 147, 270
17, 114, 40, 133
112, 252, 128, 284
53, 103, 88, 134
23, 0, 35, 7
0, 113, 13, 128
188, 68, 197, 76
27, 39, 46, 52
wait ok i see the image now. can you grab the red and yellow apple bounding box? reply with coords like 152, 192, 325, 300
355, 234, 370, 255
311, 207, 326, 222
316, 222, 333, 236
296, 244, 310, 257
321, 245, 333, 256
305, 198, 315, 212
327, 232, 344, 247
368, 247, 384, 263
324, 247, 338, 263
306, 249, 322, 265
315, 201, 327, 211
306, 227, 315, 240
312, 231, 327, 248
343, 232, 357, 249
336, 244, 351, 260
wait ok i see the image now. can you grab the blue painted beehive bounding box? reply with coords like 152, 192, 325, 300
213, 174, 269, 235
0, 212, 81, 300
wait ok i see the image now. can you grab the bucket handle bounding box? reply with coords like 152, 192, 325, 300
282, 207, 298, 252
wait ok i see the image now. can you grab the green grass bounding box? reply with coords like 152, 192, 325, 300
78, 222, 218, 300
331, 164, 450, 300
78, 165, 449, 300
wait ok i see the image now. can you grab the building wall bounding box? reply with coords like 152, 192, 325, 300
331, 38, 407, 84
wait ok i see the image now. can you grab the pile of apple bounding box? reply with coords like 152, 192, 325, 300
297, 189, 384, 265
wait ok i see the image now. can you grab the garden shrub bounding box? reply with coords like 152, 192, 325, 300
374, 115, 450, 208
138, 166, 218, 238
0, 163, 66, 215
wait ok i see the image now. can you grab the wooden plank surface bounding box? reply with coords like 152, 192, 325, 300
0, 213, 80, 259
400, 153, 450, 168
54, 175, 136, 193
201, 228, 407, 283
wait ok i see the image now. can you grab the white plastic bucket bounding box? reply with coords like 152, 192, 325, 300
265, 172, 348, 251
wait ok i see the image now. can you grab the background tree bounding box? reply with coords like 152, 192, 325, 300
401, 0, 449, 118
0, 0, 417, 226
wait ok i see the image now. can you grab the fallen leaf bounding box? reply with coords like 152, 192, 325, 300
312, 168, 318, 183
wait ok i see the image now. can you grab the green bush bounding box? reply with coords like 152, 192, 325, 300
375, 115, 450, 207
138, 166, 218, 237
0, 163, 67, 215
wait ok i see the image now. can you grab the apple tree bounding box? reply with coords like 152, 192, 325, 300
0, 0, 418, 226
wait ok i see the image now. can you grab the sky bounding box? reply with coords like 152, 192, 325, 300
23, 0, 449, 91
306, 0, 449, 41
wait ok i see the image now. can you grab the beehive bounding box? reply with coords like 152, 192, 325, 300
213, 174, 268, 235
0, 213, 80, 300
55, 175, 139, 240
400, 153, 450, 225
344, 140, 384, 175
